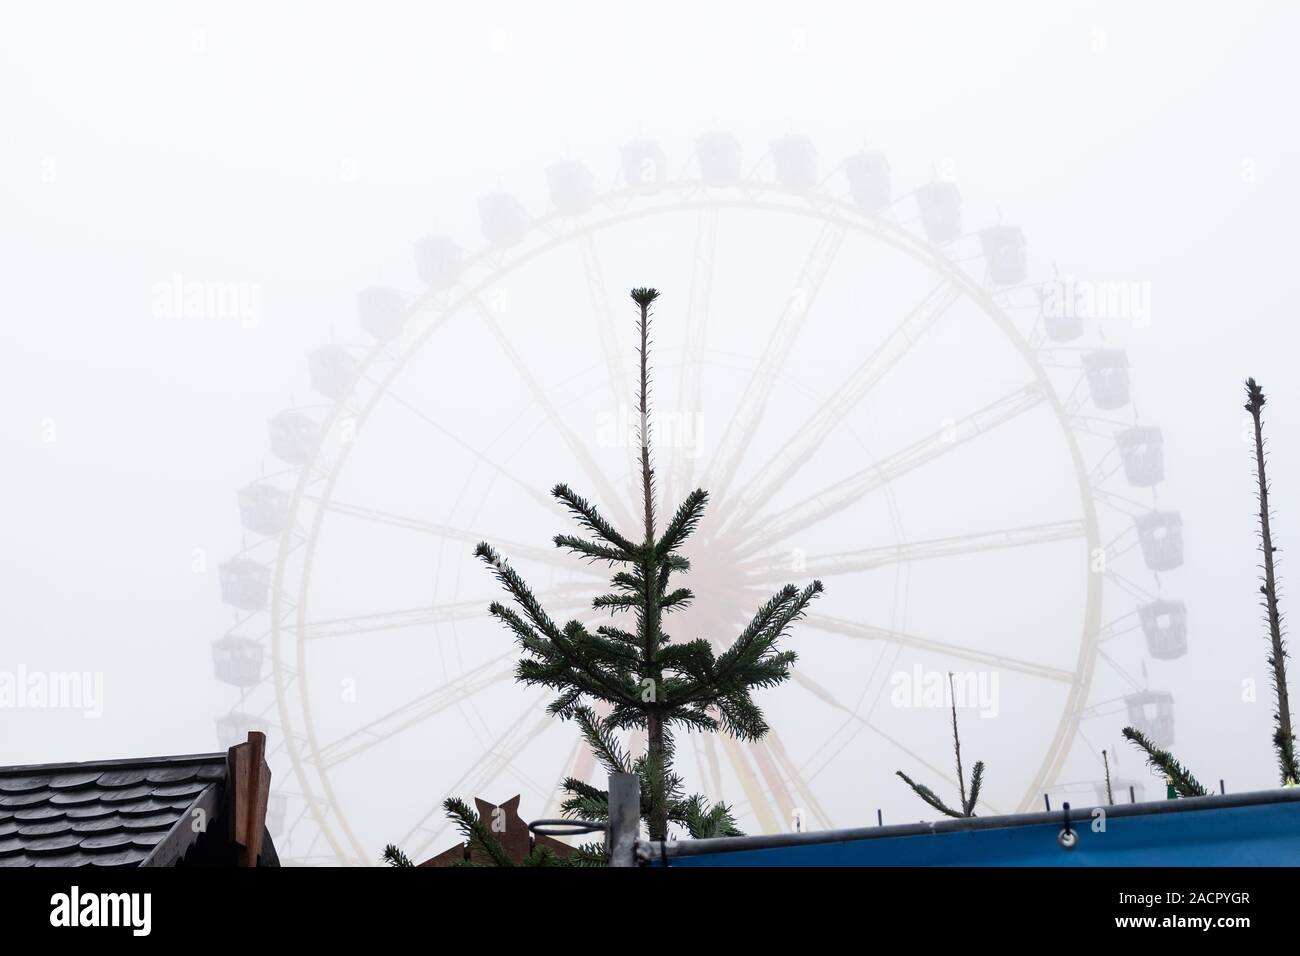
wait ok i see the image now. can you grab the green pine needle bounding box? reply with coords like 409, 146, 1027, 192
1122, 726, 1207, 797
895, 770, 964, 819
382, 844, 415, 867
443, 797, 514, 867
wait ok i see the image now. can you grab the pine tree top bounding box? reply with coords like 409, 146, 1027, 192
629, 287, 660, 308
1245, 377, 1266, 414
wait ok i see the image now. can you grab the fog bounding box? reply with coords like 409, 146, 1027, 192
3, 1, 1300, 864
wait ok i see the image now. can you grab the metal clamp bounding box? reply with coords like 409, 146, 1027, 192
528, 818, 605, 837
1057, 801, 1077, 848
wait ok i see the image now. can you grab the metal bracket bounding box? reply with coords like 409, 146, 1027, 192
1057, 801, 1077, 848
528, 818, 605, 837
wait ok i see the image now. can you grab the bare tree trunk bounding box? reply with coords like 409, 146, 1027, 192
636, 293, 669, 840
947, 672, 967, 810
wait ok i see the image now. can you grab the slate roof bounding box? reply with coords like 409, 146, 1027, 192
0, 752, 227, 867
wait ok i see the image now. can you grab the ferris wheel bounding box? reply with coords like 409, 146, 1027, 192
211, 132, 1186, 865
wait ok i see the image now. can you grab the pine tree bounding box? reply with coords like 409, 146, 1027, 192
896, 672, 984, 818
475, 287, 824, 841
1245, 378, 1300, 785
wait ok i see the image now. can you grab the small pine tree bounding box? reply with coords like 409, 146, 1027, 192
1123, 380, 1300, 796
1121, 726, 1206, 798
475, 287, 823, 841
1245, 378, 1300, 784
896, 672, 984, 818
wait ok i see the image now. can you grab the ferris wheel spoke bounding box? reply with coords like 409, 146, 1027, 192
306, 497, 597, 574
312, 653, 517, 769
378, 386, 556, 513
401, 694, 555, 858
737, 519, 1086, 584
472, 297, 637, 530
1092, 487, 1156, 518
753, 731, 835, 830
300, 590, 590, 641
577, 233, 632, 408
733, 383, 1047, 558
1066, 413, 1132, 442
664, 207, 719, 509
1104, 568, 1158, 604
789, 670, 1001, 816
1099, 610, 1140, 644
715, 733, 783, 833
1096, 648, 1145, 693
719, 282, 961, 529
702, 220, 848, 497
802, 614, 1076, 683
741, 736, 799, 829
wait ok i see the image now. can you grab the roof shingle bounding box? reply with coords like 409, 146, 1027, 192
0, 753, 226, 867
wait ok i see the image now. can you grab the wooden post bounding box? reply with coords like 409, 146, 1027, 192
607, 772, 640, 867
226, 731, 272, 866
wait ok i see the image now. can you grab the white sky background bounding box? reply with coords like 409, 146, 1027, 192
3, 0, 1300, 852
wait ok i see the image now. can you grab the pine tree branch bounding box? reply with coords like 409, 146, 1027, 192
948, 672, 967, 811
711, 586, 798, 683
485, 602, 548, 654
567, 842, 610, 866
715, 691, 769, 740
545, 688, 583, 718
553, 534, 629, 565
551, 483, 637, 555
680, 793, 744, 838
592, 592, 642, 613
1122, 726, 1208, 797
595, 624, 640, 646
659, 587, 694, 612
382, 844, 415, 867
710, 581, 822, 696
609, 570, 645, 593
963, 761, 985, 817
657, 489, 709, 557
571, 705, 631, 775
895, 770, 965, 818
656, 639, 716, 681
523, 845, 562, 866
443, 797, 514, 867
475, 543, 562, 640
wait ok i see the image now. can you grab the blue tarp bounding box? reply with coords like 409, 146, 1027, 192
652, 789, 1300, 866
